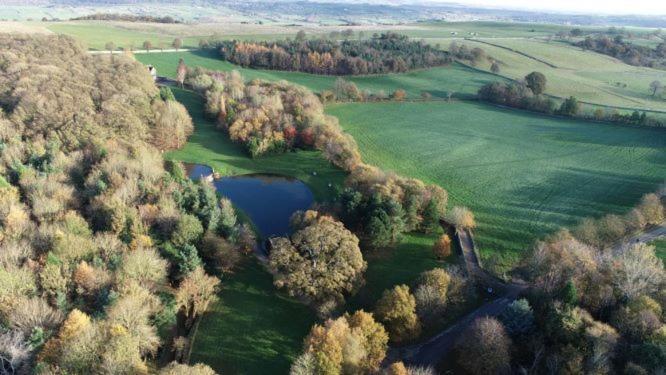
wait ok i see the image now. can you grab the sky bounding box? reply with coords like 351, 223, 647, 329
431, 0, 666, 15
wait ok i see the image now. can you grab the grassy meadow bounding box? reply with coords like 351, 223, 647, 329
448, 38, 666, 111
326, 101, 666, 271
137, 50, 501, 99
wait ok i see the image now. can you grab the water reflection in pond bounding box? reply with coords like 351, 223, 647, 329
184, 163, 314, 241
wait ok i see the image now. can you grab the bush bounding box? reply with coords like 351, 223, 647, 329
445, 206, 475, 229
432, 234, 452, 259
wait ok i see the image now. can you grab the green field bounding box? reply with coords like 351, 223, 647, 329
170, 87, 447, 374
446, 38, 666, 111
326, 101, 666, 270
137, 50, 501, 99
46, 22, 202, 50
651, 239, 666, 262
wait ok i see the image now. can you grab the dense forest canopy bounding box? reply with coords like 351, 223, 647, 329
214, 33, 452, 75
0, 34, 235, 374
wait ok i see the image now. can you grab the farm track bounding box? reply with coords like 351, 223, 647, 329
395, 228, 527, 367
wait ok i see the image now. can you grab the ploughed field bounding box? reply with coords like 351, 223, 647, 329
326, 101, 666, 270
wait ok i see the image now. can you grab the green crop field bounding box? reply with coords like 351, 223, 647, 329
445, 38, 666, 111
137, 50, 502, 99
326, 101, 666, 271
170, 87, 448, 374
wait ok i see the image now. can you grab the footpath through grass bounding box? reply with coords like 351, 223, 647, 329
137, 50, 501, 99
171, 87, 446, 374
326, 101, 666, 272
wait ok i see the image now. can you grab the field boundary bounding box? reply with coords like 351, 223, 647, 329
466, 38, 558, 68
454, 60, 666, 116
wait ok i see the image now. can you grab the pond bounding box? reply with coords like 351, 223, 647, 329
184, 163, 314, 242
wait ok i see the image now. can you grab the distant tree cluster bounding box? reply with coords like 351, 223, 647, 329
213, 32, 451, 75
339, 164, 448, 249
0, 34, 234, 374
577, 35, 666, 69
448, 41, 490, 66
71, 13, 181, 23
186, 67, 362, 169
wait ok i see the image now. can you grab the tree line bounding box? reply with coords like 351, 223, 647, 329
71, 13, 181, 23
478, 72, 666, 127
210, 32, 452, 75
576, 34, 666, 69
0, 34, 243, 374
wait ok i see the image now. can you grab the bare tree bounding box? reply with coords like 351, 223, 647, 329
172, 37, 183, 51
176, 58, 187, 88
649, 80, 662, 97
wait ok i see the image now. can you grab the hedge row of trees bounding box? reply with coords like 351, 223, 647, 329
576, 35, 666, 69
71, 13, 181, 23
0, 34, 234, 374
212, 32, 451, 75
478, 72, 666, 127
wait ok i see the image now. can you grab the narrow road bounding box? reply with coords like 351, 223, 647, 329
396, 227, 527, 367
613, 223, 666, 251
398, 223, 665, 368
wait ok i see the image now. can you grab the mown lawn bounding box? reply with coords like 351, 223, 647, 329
326, 101, 666, 272
137, 50, 501, 99
170, 87, 445, 374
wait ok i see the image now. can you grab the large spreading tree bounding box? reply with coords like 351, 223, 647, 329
268, 210, 366, 311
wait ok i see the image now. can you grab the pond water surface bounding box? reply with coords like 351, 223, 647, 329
184, 164, 314, 240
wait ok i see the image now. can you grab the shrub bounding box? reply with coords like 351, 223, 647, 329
432, 234, 452, 259
445, 206, 475, 229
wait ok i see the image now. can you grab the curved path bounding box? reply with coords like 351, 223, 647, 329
394, 227, 527, 367
613, 223, 666, 251
397, 222, 665, 368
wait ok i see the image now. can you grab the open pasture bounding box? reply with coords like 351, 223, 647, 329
137, 50, 501, 99
452, 38, 666, 111
326, 101, 666, 270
